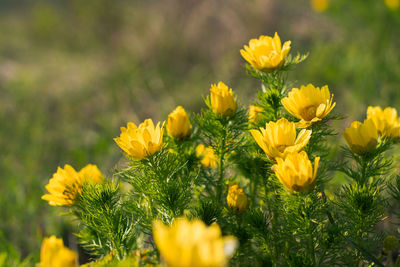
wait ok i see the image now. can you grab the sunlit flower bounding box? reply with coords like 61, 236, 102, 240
272, 151, 320, 193
250, 118, 311, 160
153, 218, 237, 267
343, 119, 378, 155
40, 235, 77, 267
196, 144, 218, 169
114, 119, 164, 160
249, 105, 264, 124
167, 106, 192, 140
42, 164, 103, 206
282, 84, 335, 128
210, 82, 237, 117
367, 106, 400, 139
385, 0, 399, 10
240, 32, 291, 73
311, 0, 330, 12
227, 184, 248, 214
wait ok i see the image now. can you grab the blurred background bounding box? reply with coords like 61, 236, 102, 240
0, 0, 399, 263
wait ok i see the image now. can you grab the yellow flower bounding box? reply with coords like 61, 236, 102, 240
227, 184, 248, 214
385, 0, 400, 10
196, 144, 217, 169
42, 164, 103, 206
311, 0, 330, 12
40, 235, 77, 267
240, 32, 291, 73
282, 84, 336, 128
114, 119, 165, 160
343, 119, 378, 155
367, 106, 400, 138
153, 218, 237, 267
210, 82, 237, 117
272, 151, 320, 193
250, 118, 312, 160
248, 105, 264, 124
167, 106, 192, 140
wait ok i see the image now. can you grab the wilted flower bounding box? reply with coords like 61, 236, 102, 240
311, 0, 330, 12
249, 105, 264, 124
250, 118, 311, 160
153, 218, 237, 267
114, 119, 164, 160
272, 151, 320, 193
367, 106, 400, 138
227, 184, 248, 214
167, 106, 192, 140
210, 82, 237, 117
385, 0, 399, 10
42, 164, 103, 206
240, 33, 291, 73
196, 144, 217, 169
281, 84, 336, 128
343, 119, 378, 155
40, 236, 77, 267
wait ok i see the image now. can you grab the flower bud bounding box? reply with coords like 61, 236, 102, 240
249, 105, 264, 124
40, 236, 77, 267
311, 0, 329, 12
383, 235, 398, 254
272, 151, 320, 193
227, 184, 249, 214
343, 119, 378, 155
210, 82, 237, 117
196, 144, 217, 169
167, 106, 192, 140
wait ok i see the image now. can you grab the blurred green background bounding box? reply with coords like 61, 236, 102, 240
0, 0, 399, 263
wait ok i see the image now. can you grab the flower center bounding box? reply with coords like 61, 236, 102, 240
276, 144, 289, 153
301, 105, 318, 121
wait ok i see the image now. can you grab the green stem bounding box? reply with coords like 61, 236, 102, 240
317, 248, 327, 267
394, 253, 400, 267
217, 130, 226, 202
360, 156, 367, 185
308, 230, 316, 266
304, 197, 316, 266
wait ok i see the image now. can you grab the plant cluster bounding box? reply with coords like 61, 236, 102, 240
38, 32, 400, 267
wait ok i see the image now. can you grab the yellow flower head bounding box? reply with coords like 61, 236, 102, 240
153, 218, 237, 267
210, 82, 237, 117
311, 0, 330, 12
196, 144, 217, 169
40, 236, 77, 267
272, 151, 320, 193
227, 184, 249, 214
282, 84, 336, 128
343, 119, 378, 155
367, 106, 400, 139
114, 119, 165, 160
250, 118, 312, 160
249, 105, 264, 124
167, 106, 192, 140
42, 164, 103, 206
240, 32, 291, 73
385, 0, 400, 10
